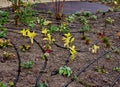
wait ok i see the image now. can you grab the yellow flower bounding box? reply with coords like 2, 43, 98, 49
64, 33, 71, 37
27, 31, 36, 44
114, 1, 118, 5
69, 45, 77, 60
41, 28, 48, 36
19, 29, 30, 36
19, 29, 36, 44
89, 44, 100, 53
43, 34, 55, 44
62, 33, 74, 47
19, 29, 27, 36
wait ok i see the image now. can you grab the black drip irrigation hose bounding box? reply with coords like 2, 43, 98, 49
33, 39, 48, 87
4, 37, 21, 87
12, 42, 21, 87
110, 74, 120, 87
62, 44, 120, 87
54, 42, 67, 49
54, 42, 87, 52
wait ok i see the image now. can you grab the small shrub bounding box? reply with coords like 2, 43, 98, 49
19, 44, 31, 52
21, 61, 34, 69
90, 15, 97, 20
0, 25, 7, 38
105, 17, 114, 24
79, 16, 88, 25
0, 10, 9, 25
82, 11, 92, 17
59, 66, 72, 77
66, 14, 76, 23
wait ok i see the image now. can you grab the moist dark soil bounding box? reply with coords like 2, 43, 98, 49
0, 1, 120, 87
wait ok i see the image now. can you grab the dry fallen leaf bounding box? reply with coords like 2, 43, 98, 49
117, 32, 120, 39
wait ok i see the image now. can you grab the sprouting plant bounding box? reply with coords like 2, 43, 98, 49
89, 44, 100, 53
1, 51, 15, 63
0, 25, 7, 38
21, 61, 34, 69
95, 66, 107, 74
101, 36, 111, 47
74, 11, 81, 16
108, 8, 114, 12
102, 36, 109, 43
59, 23, 69, 33
90, 15, 97, 20
113, 67, 120, 72
79, 24, 90, 39
79, 16, 88, 25
8, 81, 14, 87
40, 55, 46, 60
114, 6, 120, 12
43, 34, 55, 44
62, 33, 74, 47
19, 44, 31, 52
105, 54, 111, 60
15, 3, 35, 27
96, 9, 102, 13
3, 51, 15, 59
59, 66, 72, 77
38, 18, 52, 26
0, 39, 12, 48
48, 25, 59, 34
114, 48, 119, 54
82, 11, 92, 17
37, 82, 48, 87
101, 0, 115, 4
43, 44, 52, 53
0, 10, 9, 25
106, 42, 111, 48
0, 82, 6, 87
66, 14, 76, 23
69, 45, 77, 60
19, 29, 36, 44
105, 17, 114, 24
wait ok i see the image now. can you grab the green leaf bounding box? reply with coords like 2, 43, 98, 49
8, 81, 14, 86
0, 82, 7, 87
83, 11, 92, 17
113, 67, 120, 72
59, 66, 72, 77
37, 82, 48, 87
48, 25, 59, 34
21, 61, 34, 69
